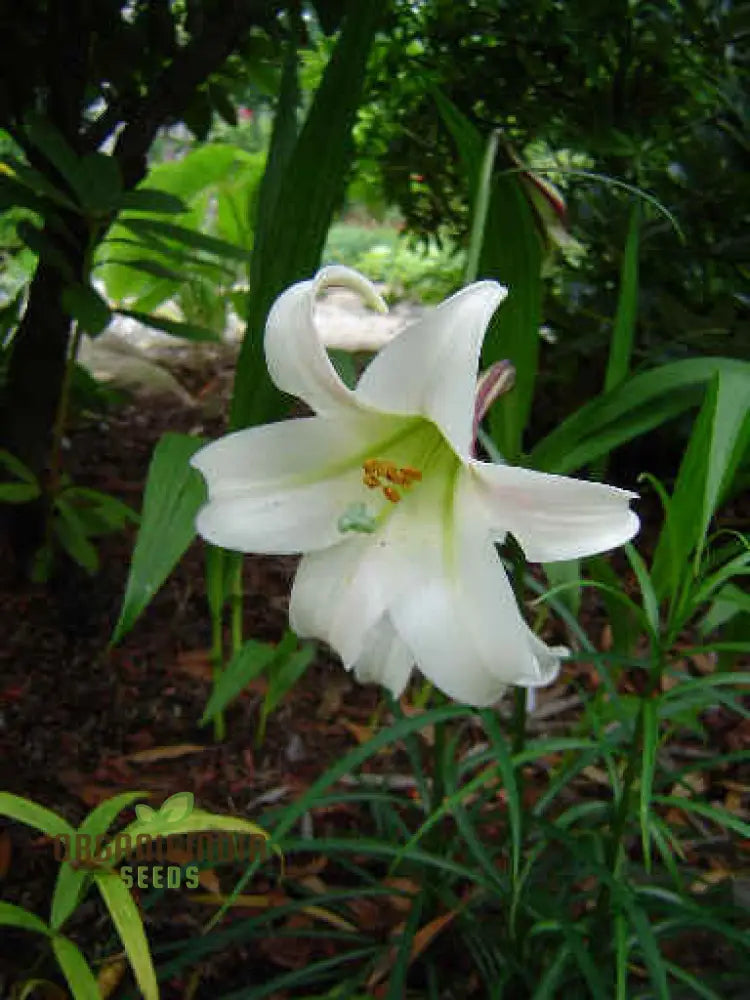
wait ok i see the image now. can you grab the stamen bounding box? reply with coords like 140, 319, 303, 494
361, 457, 422, 504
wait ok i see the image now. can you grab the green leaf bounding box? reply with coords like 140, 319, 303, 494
23, 113, 82, 202
0, 448, 38, 484
97, 256, 185, 283
640, 699, 659, 872
529, 357, 750, 474
603, 203, 640, 393
231, 0, 382, 430
651, 368, 750, 600
543, 559, 581, 617
625, 543, 659, 636
51, 937, 101, 1000
652, 795, 750, 838
51, 791, 149, 930
94, 873, 158, 1000
118, 188, 188, 215
0, 792, 75, 838
435, 90, 541, 461
16, 220, 74, 280
263, 642, 316, 718
115, 307, 220, 343
0, 482, 40, 502
200, 639, 278, 724
464, 128, 500, 284
112, 433, 205, 644
120, 216, 248, 262
76, 152, 122, 214
587, 557, 638, 654
54, 500, 100, 574
480, 710, 522, 880
0, 901, 52, 936
622, 901, 669, 1000
61, 282, 112, 335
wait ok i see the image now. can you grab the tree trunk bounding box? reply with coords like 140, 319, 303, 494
1, 252, 78, 569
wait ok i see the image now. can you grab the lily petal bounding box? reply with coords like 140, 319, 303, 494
470, 461, 640, 562
352, 613, 414, 698
355, 281, 507, 456
191, 416, 378, 554
265, 266, 387, 418
386, 470, 561, 706
290, 533, 397, 665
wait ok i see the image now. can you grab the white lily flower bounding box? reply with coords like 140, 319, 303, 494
191, 266, 639, 707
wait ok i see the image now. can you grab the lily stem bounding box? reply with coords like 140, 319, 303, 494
229, 552, 244, 656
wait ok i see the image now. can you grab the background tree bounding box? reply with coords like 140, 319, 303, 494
0, 0, 352, 567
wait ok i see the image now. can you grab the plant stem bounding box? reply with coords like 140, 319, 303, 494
229, 552, 244, 655
210, 603, 226, 742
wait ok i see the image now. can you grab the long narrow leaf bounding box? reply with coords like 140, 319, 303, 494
231, 1, 382, 430
112, 433, 205, 643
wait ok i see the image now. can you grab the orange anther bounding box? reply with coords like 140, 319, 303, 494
383, 486, 401, 503
400, 466, 422, 482
363, 473, 380, 488
363, 458, 380, 474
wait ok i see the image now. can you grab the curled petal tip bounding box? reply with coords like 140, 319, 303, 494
314, 265, 389, 315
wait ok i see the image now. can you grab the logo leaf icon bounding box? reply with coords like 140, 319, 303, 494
157, 792, 194, 826
134, 803, 156, 824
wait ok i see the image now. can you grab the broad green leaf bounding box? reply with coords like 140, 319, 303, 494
75, 153, 122, 214
94, 873, 158, 1000
118, 188, 188, 215
0, 792, 74, 838
464, 128, 500, 284
200, 639, 278, 724
23, 113, 82, 202
96, 256, 184, 283
435, 90, 541, 461
16, 221, 74, 279
603, 203, 640, 393
0, 901, 51, 935
1, 154, 78, 210
231, 0, 382, 430
112, 433, 205, 643
481, 175, 542, 462
115, 307, 221, 343
61, 282, 112, 335
51, 937, 100, 1000
120, 216, 249, 262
